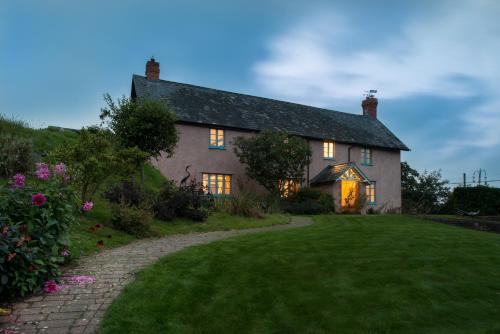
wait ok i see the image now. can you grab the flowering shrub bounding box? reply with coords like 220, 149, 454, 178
0, 162, 81, 298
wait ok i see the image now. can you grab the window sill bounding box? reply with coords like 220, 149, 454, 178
361, 163, 373, 167
208, 146, 226, 150
367, 202, 377, 206
323, 157, 335, 161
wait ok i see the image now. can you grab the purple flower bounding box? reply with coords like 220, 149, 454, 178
35, 162, 50, 180
53, 162, 67, 175
82, 201, 93, 212
11, 173, 25, 188
32, 193, 47, 206
61, 249, 70, 257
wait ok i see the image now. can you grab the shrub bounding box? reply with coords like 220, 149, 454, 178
111, 204, 153, 237
224, 187, 264, 218
284, 187, 335, 215
444, 186, 500, 215
284, 199, 326, 215
0, 134, 33, 177
104, 179, 152, 208
153, 181, 209, 222
51, 127, 148, 202
0, 163, 78, 298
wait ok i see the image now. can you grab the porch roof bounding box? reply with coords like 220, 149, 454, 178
310, 162, 371, 186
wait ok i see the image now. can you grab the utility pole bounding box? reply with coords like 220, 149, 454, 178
479, 169, 482, 185
463, 173, 466, 187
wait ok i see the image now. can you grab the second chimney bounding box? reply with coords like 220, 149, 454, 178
362, 96, 378, 119
146, 58, 160, 80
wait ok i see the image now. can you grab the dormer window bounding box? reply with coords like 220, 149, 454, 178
209, 128, 225, 149
323, 141, 335, 160
361, 147, 373, 165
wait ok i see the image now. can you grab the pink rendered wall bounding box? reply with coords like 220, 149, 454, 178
152, 123, 402, 211
151, 124, 266, 195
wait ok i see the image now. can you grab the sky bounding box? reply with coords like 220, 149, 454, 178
1, 0, 499, 185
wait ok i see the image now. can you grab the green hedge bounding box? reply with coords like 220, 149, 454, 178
445, 186, 500, 215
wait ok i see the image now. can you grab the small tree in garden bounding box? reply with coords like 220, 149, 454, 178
234, 130, 312, 197
51, 127, 147, 202
99, 94, 178, 182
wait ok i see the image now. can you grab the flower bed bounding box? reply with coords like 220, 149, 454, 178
0, 162, 88, 298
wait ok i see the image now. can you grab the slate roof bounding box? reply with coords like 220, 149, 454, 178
310, 162, 371, 185
131, 75, 409, 151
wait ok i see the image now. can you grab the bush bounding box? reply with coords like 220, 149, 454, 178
444, 186, 500, 215
153, 181, 209, 222
0, 163, 78, 298
284, 188, 335, 214
0, 134, 33, 177
111, 204, 153, 237
224, 187, 264, 218
104, 179, 152, 207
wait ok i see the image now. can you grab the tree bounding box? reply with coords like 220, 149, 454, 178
401, 161, 449, 214
100, 94, 178, 160
51, 127, 148, 202
233, 130, 312, 197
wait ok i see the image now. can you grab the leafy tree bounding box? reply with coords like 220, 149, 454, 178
51, 127, 147, 201
100, 94, 178, 159
234, 130, 312, 197
401, 161, 450, 214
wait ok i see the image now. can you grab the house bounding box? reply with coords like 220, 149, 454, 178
131, 58, 409, 212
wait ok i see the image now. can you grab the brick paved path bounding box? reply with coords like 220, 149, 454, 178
0, 217, 312, 334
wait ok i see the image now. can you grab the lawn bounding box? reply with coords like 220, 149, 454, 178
101, 215, 500, 334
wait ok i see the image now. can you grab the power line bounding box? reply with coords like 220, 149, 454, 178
448, 179, 500, 185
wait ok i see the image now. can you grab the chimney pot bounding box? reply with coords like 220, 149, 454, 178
362, 96, 378, 119
145, 58, 160, 80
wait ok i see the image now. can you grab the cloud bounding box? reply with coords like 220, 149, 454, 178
253, 0, 500, 155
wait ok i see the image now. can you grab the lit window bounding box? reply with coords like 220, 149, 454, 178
202, 173, 231, 196
361, 148, 372, 165
209, 128, 225, 148
366, 182, 376, 205
323, 141, 335, 159
280, 179, 300, 197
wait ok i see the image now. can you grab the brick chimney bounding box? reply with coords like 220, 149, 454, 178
362, 96, 378, 119
145, 58, 160, 80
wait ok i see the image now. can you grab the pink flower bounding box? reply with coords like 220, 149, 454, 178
62, 275, 96, 286
63, 175, 70, 183
82, 201, 93, 212
53, 162, 66, 175
11, 173, 25, 188
32, 193, 47, 206
35, 162, 50, 180
43, 280, 64, 294
61, 249, 70, 257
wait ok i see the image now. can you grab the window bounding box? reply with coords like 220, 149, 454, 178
280, 179, 300, 197
361, 148, 372, 165
366, 182, 376, 205
323, 141, 335, 159
202, 173, 231, 196
209, 128, 225, 149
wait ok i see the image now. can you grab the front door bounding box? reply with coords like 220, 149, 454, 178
341, 180, 358, 209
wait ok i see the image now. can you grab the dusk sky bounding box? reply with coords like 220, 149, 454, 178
1, 0, 499, 185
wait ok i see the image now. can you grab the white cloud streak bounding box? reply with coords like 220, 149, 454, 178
253, 0, 500, 155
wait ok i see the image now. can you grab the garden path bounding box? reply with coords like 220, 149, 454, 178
0, 216, 313, 334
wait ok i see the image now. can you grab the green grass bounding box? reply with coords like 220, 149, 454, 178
101, 215, 500, 334
1, 114, 79, 155
151, 212, 289, 236
69, 199, 136, 259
